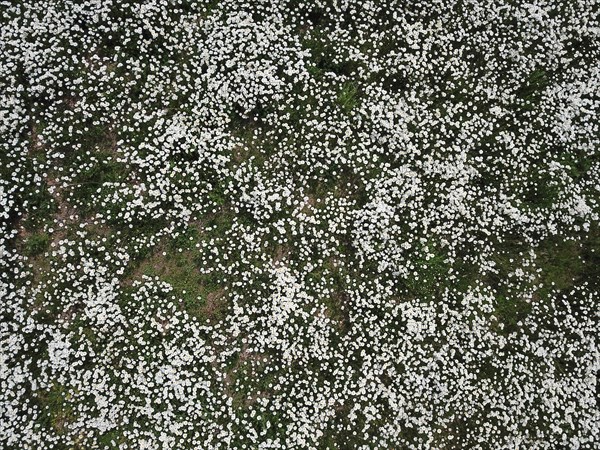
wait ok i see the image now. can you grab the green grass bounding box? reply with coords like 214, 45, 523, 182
129, 230, 229, 323
22, 231, 50, 257
337, 82, 360, 113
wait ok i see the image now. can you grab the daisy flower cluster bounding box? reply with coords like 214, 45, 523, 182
1, 1, 599, 449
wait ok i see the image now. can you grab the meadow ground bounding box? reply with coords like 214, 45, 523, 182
1, 1, 599, 449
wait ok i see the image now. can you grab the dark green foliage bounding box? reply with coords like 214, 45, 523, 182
23, 232, 50, 256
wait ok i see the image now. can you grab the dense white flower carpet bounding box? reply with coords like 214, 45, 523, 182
1, 1, 599, 448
